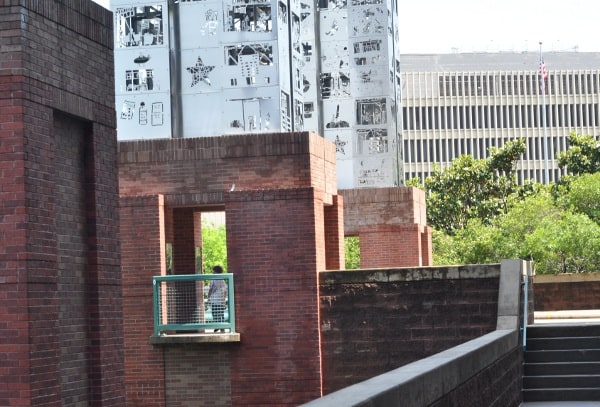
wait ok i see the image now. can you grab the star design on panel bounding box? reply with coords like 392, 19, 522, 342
335, 134, 347, 155
187, 57, 214, 87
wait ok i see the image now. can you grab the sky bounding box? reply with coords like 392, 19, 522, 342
91, 0, 600, 54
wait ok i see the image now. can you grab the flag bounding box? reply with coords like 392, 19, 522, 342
539, 57, 548, 93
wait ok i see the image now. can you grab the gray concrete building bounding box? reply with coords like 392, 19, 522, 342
400, 52, 600, 184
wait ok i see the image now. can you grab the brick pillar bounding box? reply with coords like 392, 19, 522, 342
359, 224, 424, 268
324, 194, 345, 270
226, 188, 324, 406
194, 211, 203, 273
421, 225, 433, 266
121, 195, 166, 407
340, 187, 431, 268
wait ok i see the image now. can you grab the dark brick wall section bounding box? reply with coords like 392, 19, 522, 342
430, 347, 522, 407
0, 1, 122, 405
54, 112, 91, 405
319, 265, 501, 394
165, 346, 232, 407
534, 275, 600, 311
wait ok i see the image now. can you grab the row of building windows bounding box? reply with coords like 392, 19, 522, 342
403, 135, 567, 164
404, 135, 566, 166
403, 103, 599, 131
405, 168, 565, 185
437, 72, 600, 97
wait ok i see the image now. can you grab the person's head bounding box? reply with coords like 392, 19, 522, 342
213, 265, 224, 274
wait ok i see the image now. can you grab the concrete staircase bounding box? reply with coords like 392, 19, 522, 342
523, 323, 600, 401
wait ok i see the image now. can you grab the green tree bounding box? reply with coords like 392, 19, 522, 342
558, 132, 600, 175
200, 221, 228, 273
431, 228, 461, 265
524, 210, 600, 274
425, 139, 526, 234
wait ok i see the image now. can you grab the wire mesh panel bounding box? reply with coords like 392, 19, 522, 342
153, 274, 235, 335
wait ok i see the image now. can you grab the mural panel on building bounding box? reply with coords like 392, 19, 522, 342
112, 0, 402, 188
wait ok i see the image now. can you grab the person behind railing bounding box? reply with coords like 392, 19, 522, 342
208, 265, 228, 333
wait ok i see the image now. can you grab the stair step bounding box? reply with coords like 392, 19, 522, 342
527, 336, 600, 350
527, 323, 600, 338
525, 349, 600, 363
523, 374, 600, 389
523, 387, 600, 402
525, 362, 600, 376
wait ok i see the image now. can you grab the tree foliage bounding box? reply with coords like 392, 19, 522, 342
558, 172, 600, 224
558, 132, 600, 175
200, 221, 228, 273
427, 132, 600, 273
345, 236, 361, 270
433, 185, 600, 274
425, 139, 526, 234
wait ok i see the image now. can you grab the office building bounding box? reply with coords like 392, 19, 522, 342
400, 52, 600, 184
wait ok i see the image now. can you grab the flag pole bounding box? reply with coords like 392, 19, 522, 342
539, 42, 549, 184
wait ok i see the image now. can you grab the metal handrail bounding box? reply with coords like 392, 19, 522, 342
152, 273, 236, 336
522, 266, 529, 350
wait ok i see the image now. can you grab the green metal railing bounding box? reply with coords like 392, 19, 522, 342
152, 274, 235, 335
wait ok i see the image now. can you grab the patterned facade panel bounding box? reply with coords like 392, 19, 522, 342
112, 0, 402, 187
113, 1, 171, 140
355, 154, 395, 187
178, 1, 224, 46
116, 94, 170, 140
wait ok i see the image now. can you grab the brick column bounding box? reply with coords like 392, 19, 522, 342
324, 194, 345, 270
359, 224, 424, 268
226, 188, 324, 406
121, 195, 167, 407
421, 225, 433, 266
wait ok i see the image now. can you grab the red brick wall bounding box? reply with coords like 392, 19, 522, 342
119, 134, 341, 406
319, 265, 501, 394
533, 275, 600, 311
226, 188, 324, 405
0, 2, 122, 406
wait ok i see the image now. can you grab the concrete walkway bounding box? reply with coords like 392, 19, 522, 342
534, 310, 600, 324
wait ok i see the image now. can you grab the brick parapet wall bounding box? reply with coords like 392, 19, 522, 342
429, 346, 522, 407
533, 273, 600, 311
0, 1, 121, 405
319, 264, 501, 394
